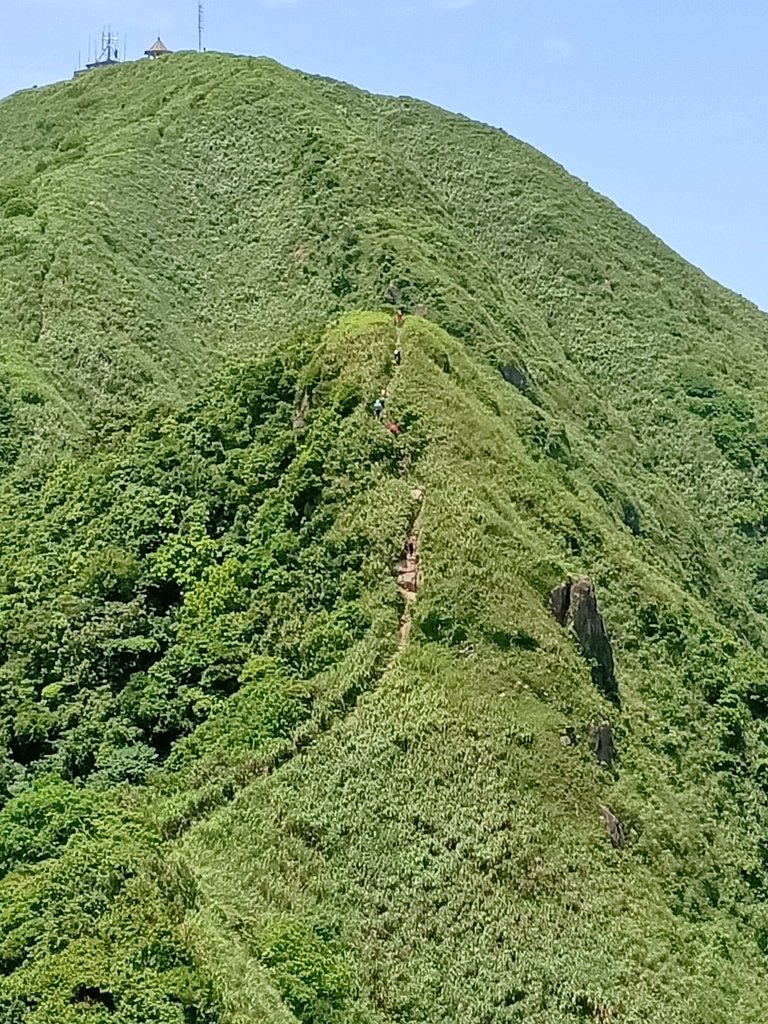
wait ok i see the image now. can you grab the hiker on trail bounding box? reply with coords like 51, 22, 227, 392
387, 420, 400, 437
395, 309, 405, 330
393, 346, 402, 366
373, 396, 385, 420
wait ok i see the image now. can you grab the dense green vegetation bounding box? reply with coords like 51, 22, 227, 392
4, 50, 768, 1022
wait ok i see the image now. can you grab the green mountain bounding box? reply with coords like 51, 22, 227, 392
3, 51, 768, 1023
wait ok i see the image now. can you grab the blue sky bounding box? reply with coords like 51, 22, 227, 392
2, 0, 767, 309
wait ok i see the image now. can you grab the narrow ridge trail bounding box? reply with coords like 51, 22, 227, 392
396, 488, 424, 649
388, 316, 424, 651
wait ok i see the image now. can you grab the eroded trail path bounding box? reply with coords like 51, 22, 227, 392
395, 487, 424, 649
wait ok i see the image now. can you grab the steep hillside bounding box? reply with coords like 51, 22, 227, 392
4, 53, 768, 1023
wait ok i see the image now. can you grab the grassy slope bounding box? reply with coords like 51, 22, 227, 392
178, 314, 768, 1023
2, 52, 768, 1022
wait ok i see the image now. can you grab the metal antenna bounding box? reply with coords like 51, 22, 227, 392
198, 2, 204, 52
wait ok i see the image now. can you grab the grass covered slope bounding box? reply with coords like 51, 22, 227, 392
4, 313, 768, 1022
4, 51, 768, 1022
179, 315, 768, 1023
4, 51, 768, 473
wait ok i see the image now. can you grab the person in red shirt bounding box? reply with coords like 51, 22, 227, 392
395, 309, 405, 330
387, 421, 400, 437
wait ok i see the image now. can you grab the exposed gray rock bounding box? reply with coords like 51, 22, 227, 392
292, 391, 310, 431
435, 352, 451, 375
594, 720, 616, 767
600, 805, 625, 848
622, 500, 641, 536
549, 577, 618, 703
549, 580, 571, 627
559, 725, 578, 748
500, 363, 528, 392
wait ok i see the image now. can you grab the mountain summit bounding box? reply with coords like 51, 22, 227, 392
2, 52, 768, 1024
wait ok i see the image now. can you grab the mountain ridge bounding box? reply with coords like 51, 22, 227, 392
3, 51, 768, 1023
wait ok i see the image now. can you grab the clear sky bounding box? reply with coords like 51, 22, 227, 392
2, 0, 767, 309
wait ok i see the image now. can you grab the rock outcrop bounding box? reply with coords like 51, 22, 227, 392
600, 805, 625, 848
550, 577, 618, 703
292, 391, 310, 430
559, 725, 578, 748
593, 720, 616, 766
499, 363, 528, 392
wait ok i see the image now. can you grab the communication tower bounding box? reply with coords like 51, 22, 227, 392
90, 29, 121, 67
75, 28, 121, 75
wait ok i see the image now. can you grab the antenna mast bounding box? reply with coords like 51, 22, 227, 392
198, 3, 205, 52
74, 24, 125, 76
98, 27, 120, 63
